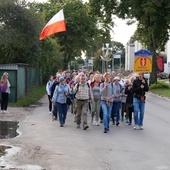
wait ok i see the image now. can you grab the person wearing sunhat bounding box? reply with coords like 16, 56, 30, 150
52, 77, 70, 127
132, 72, 149, 130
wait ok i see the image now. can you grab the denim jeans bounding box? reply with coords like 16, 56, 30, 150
133, 97, 145, 126
112, 101, 121, 123
101, 101, 113, 129
56, 102, 68, 125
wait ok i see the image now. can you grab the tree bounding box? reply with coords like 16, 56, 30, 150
89, 0, 170, 84
116, 0, 170, 84
0, 0, 42, 66
34, 0, 102, 70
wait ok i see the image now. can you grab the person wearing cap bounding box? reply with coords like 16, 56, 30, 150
112, 76, 122, 126
100, 72, 114, 133
132, 72, 149, 130
52, 77, 70, 127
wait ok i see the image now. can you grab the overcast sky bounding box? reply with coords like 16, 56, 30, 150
27, 0, 137, 46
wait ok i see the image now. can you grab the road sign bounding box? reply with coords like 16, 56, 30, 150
134, 49, 153, 72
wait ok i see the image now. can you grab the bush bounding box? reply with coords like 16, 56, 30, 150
150, 80, 170, 89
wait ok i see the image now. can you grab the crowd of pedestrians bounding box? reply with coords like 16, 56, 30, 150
46, 69, 149, 133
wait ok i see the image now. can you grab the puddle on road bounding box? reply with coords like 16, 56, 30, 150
0, 145, 12, 157
0, 121, 19, 139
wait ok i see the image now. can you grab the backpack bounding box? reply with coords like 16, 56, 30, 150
0, 83, 7, 93
74, 82, 90, 96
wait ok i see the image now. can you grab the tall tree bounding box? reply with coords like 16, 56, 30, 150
89, 0, 170, 84
0, 0, 42, 66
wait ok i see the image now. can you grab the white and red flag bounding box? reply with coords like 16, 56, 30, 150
39, 9, 66, 40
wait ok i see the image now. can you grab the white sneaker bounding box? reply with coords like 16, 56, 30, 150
95, 121, 99, 126
133, 125, 138, 130
139, 126, 144, 130
49, 112, 52, 115
3, 110, 9, 114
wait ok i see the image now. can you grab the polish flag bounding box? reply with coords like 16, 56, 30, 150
39, 9, 66, 40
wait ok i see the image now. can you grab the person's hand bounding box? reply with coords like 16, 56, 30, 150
142, 79, 145, 84
105, 83, 109, 88
141, 84, 144, 89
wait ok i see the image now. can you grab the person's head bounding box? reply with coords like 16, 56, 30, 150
1, 72, 8, 82
74, 75, 80, 83
138, 72, 144, 80
66, 77, 70, 84
117, 73, 123, 80
65, 70, 71, 78
80, 74, 86, 84
114, 76, 120, 84
3, 72, 9, 79
129, 76, 135, 84
88, 72, 94, 81
56, 73, 61, 81
103, 72, 111, 82
111, 71, 116, 78
59, 77, 65, 84
125, 79, 130, 86
49, 75, 53, 81
93, 74, 101, 83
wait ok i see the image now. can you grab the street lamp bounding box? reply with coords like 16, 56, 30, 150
100, 43, 113, 73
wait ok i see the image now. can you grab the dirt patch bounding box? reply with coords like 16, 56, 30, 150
0, 105, 47, 169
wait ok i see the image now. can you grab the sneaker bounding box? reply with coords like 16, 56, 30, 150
60, 124, 64, 127
100, 120, 103, 123
96, 122, 99, 126
104, 128, 107, 133
125, 118, 129, 123
77, 124, 80, 128
83, 125, 89, 130
139, 126, 144, 130
128, 122, 131, 125
116, 122, 120, 126
133, 125, 138, 130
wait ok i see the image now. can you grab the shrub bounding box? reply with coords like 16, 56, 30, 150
150, 80, 170, 89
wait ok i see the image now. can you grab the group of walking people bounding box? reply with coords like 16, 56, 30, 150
46, 69, 149, 133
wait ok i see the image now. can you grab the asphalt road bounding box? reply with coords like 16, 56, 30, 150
19, 93, 170, 170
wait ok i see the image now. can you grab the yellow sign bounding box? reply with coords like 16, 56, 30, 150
134, 56, 152, 72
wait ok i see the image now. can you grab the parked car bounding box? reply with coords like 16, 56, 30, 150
157, 72, 168, 79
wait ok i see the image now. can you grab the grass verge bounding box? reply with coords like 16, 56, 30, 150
149, 80, 170, 98
9, 85, 46, 107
